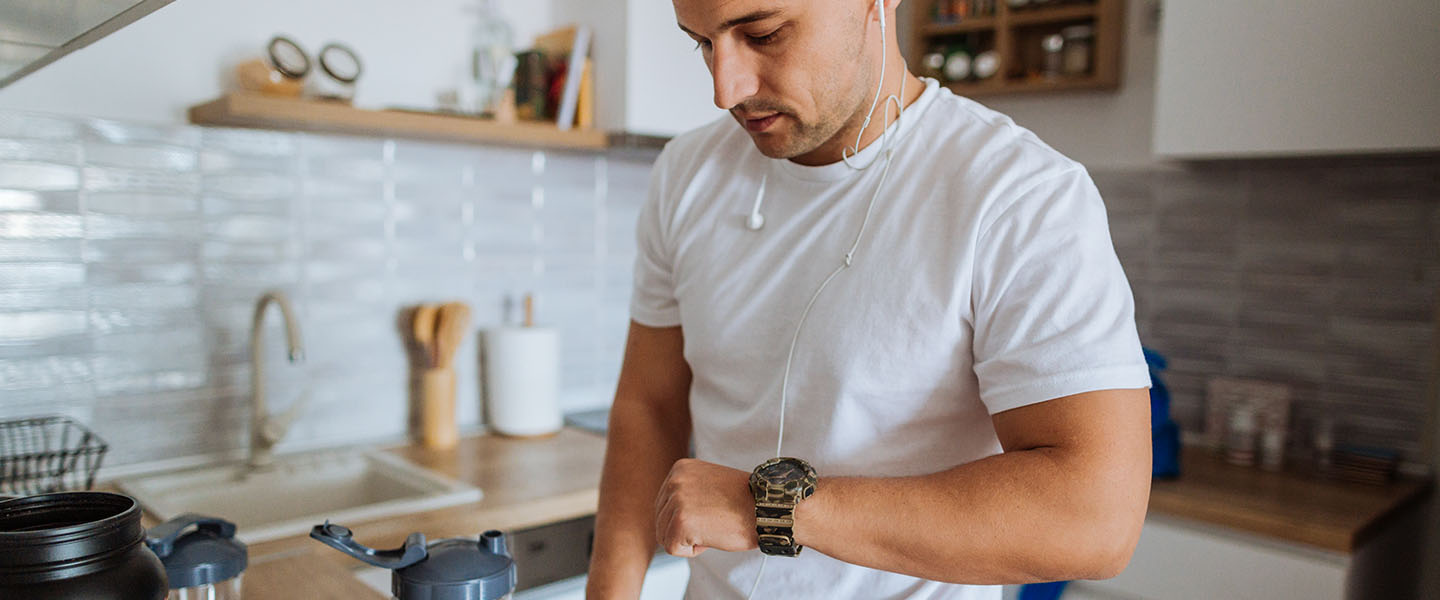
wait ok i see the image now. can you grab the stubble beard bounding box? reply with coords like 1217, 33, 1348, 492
739, 51, 878, 161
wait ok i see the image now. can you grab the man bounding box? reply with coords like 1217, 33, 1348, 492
586, 0, 1152, 598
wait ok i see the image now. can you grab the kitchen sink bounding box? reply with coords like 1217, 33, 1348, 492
117, 449, 482, 543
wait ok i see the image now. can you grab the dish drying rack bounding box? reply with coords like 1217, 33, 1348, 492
0, 416, 108, 496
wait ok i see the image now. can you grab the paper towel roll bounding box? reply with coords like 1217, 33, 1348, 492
481, 326, 561, 437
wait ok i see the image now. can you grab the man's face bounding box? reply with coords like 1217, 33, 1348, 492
674, 0, 875, 160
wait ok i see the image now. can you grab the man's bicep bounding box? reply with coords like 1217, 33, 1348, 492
990, 389, 1151, 456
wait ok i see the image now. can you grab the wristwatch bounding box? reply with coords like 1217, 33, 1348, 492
748, 457, 817, 557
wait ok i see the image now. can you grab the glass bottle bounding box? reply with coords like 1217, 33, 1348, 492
463, 0, 516, 116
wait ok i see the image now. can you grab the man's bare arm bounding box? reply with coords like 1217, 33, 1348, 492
655, 388, 1151, 584
586, 322, 693, 598
794, 388, 1151, 583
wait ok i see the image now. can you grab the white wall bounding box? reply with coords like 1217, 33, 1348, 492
0, 0, 554, 124
620, 0, 724, 136
549, 0, 722, 136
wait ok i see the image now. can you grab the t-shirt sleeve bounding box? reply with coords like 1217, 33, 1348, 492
629, 157, 683, 328
971, 167, 1151, 415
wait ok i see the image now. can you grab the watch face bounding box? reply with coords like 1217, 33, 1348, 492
751, 457, 816, 500
758, 459, 808, 485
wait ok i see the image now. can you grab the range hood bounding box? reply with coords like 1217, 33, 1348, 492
0, 0, 176, 88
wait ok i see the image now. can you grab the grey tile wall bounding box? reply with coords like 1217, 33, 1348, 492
0, 110, 651, 467
1095, 158, 1440, 462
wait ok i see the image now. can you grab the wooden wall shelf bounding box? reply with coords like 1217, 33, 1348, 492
188, 94, 609, 151
947, 73, 1118, 97
1009, 3, 1097, 26
906, 0, 1124, 98
922, 17, 997, 35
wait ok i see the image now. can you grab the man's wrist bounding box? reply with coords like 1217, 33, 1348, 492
790, 476, 829, 548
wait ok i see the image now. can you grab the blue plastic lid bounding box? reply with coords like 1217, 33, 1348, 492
395, 532, 514, 600
145, 514, 247, 589
311, 523, 514, 600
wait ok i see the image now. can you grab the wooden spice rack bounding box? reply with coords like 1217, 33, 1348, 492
188, 94, 609, 151
906, 0, 1124, 97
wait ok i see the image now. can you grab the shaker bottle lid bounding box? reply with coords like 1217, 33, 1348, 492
312, 523, 516, 600
396, 531, 515, 600
145, 514, 248, 589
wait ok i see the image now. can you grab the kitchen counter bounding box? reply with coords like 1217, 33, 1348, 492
157, 431, 1425, 597
240, 428, 608, 599
1148, 446, 1429, 553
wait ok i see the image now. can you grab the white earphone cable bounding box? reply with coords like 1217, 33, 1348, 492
774, 6, 907, 462
841, 9, 894, 171
746, 4, 908, 597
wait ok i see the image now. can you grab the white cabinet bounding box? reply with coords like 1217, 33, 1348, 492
1067, 506, 1426, 600
1152, 0, 1440, 158
515, 554, 690, 600
1072, 515, 1349, 600
554, 0, 725, 137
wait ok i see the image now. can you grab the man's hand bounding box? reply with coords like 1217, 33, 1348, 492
654, 458, 757, 557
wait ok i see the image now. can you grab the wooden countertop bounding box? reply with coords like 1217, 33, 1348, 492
1148, 447, 1430, 553
131, 430, 1424, 596
241, 428, 608, 599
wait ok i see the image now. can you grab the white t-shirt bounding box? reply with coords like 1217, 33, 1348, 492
630, 78, 1151, 600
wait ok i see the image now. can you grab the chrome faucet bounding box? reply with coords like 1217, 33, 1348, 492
249, 290, 306, 470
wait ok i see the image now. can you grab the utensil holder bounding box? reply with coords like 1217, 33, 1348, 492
416, 368, 458, 450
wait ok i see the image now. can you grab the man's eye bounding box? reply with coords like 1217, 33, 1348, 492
748, 30, 781, 46
693, 39, 711, 51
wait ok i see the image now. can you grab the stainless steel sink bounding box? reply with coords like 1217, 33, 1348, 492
117, 449, 482, 543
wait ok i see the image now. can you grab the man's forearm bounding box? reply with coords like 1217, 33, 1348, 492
794, 441, 1150, 585
586, 395, 691, 597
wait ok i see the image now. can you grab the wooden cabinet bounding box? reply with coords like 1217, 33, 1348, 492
903, 0, 1125, 97
1153, 0, 1440, 158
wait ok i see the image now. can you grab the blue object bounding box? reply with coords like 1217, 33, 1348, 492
1145, 347, 1181, 479
1019, 581, 1068, 600
145, 514, 247, 590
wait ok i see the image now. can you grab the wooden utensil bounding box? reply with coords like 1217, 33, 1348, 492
412, 304, 439, 368
434, 302, 471, 369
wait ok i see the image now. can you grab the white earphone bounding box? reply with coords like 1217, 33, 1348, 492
746, 172, 767, 230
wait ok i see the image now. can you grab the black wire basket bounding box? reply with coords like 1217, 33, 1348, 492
0, 416, 109, 496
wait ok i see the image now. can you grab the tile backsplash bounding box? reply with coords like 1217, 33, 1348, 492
2, 107, 1436, 469
1, 110, 651, 467
1096, 159, 1439, 463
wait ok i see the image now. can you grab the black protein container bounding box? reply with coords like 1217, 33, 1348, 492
0, 492, 167, 599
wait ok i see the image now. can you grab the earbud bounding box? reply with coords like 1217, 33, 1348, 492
747, 211, 765, 231
877, 0, 886, 30
747, 172, 768, 231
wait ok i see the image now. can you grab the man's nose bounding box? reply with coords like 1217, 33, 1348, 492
709, 44, 759, 111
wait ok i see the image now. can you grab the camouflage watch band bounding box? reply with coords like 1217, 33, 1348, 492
755, 502, 802, 557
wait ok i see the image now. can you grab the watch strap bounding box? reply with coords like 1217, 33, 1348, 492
755, 502, 802, 557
